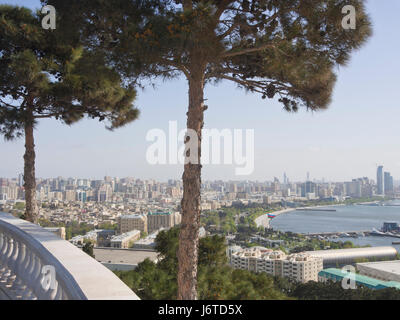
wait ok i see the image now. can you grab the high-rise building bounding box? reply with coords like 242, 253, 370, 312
18, 173, 24, 187
345, 179, 362, 198
283, 172, 288, 185
384, 172, 394, 195
97, 184, 112, 202
377, 166, 384, 195
77, 190, 87, 203
271, 177, 280, 193
301, 181, 316, 197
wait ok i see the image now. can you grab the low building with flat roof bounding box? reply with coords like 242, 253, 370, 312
96, 230, 116, 247
133, 229, 164, 250
357, 260, 400, 282
110, 230, 141, 249
319, 268, 400, 290
93, 248, 158, 271
69, 229, 101, 246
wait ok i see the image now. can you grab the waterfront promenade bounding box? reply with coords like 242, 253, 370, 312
255, 208, 295, 229
254, 204, 345, 229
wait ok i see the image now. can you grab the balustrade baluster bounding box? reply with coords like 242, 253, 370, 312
30, 255, 43, 299
6, 238, 19, 287
0, 236, 13, 282
11, 241, 29, 299
0, 233, 7, 277
0, 213, 139, 300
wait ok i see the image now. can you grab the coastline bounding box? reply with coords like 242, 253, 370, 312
254, 200, 390, 229
254, 203, 346, 229
255, 208, 295, 228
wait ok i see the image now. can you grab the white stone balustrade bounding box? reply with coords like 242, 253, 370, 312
0, 212, 139, 300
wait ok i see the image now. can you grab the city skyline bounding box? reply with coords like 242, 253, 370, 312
1, 167, 398, 186
1, 164, 399, 185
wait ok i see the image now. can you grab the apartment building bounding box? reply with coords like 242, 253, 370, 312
118, 214, 148, 234
0, 185, 19, 201
147, 212, 175, 234
63, 190, 76, 202
145, 211, 182, 234
229, 246, 323, 283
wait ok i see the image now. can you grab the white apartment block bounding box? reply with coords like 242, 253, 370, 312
228, 246, 323, 283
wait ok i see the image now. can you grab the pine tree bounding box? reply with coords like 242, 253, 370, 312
45, 0, 372, 299
82, 241, 95, 258
0, 5, 139, 223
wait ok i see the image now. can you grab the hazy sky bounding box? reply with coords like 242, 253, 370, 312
1, 0, 399, 182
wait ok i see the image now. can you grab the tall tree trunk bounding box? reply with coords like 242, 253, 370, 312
24, 110, 38, 223
178, 70, 205, 300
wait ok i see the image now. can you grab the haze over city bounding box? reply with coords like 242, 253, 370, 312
0, 0, 399, 182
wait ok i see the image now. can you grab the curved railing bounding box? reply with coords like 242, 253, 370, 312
0, 212, 139, 300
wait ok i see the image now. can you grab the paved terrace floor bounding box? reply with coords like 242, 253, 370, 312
94, 248, 158, 266
0, 286, 10, 300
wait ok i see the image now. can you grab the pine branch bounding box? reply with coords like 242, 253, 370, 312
222, 43, 289, 59
160, 58, 190, 78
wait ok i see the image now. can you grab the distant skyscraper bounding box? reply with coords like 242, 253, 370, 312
377, 166, 384, 195
301, 181, 316, 197
77, 190, 87, 203
307, 172, 310, 182
384, 172, 394, 195
18, 173, 24, 187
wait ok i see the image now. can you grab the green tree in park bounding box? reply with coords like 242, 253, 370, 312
82, 240, 95, 259
45, 0, 371, 299
289, 281, 400, 300
0, 6, 139, 223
